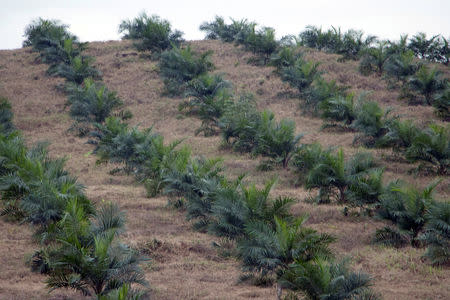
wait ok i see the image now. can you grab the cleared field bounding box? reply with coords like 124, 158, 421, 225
0, 39, 448, 299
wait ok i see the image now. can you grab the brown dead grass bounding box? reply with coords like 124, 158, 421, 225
0, 40, 448, 299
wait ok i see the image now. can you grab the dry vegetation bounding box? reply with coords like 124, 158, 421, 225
0, 39, 449, 299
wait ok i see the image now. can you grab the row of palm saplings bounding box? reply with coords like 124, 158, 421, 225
18, 17, 383, 299
119, 12, 450, 282
122, 13, 450, 267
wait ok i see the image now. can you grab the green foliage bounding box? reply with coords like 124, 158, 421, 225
119, 12, 184, 53
219, 95, 261, 153
182, 73, 233, 135
377, 119, 420, 151
433, 85, 450, 121
292, 143, 332, 185
48, 55, 101, 84
408, 65, 447, 106
238, 216, 335, 279
36, 200, 147, 296
352, 97, 391, 144
255, 112, 303, 168
200, 16, 256, 44
66, 78, 123, 124
0, 97, 15, 135
384, 50, 419, 84
280, 258, 378, 300
405, 124, 449, 175
377, 180, 440, 246
159, 45, 214, 96
209, 179, 295, 239
218, 97, 301, 168
419, 201, 450, 265
319, 94, 355, 125
306, 149, 381, 205
298, 25, 376, 60
359, 41, 390, 75
23, 18, 76, 51
303, 78, 348, 116
408, 32, 440, 61
281, 58, 322, 95
0, 135, 93, 233
373, 226, 411, 248
244, 27, 279, 65
270, 46, 303, 74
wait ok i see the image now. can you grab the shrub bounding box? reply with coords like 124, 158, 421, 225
408, 65, 447, 106
384, 50, 420, 85
405, 124, 449, 175
66, 78, 123, 123
48, 55, 101, 84
219, 95, 262, 153
306, 149, 381, 205
319, 93, 355, 126
280, 258, 379, 300
255, 111, 303, 168
377, 119, 420, 151
303, 78, 348, 116
359, 41, 390, 75
209, 179, 294, 239
36, 200, 147, 297
419, 201, 450, 265
433, 85, 450, 121
280, 58, 322, 95
238, 217, 334, 296
182, 73, 233, 136
119, 12, 184, 53
351, 97, 391, 145
200, 16, 256, 43
244, 27, 279, 65
270, 46, 303, 74
0, 97, 15, 135
159, 45, 214, 96
408, 32, 440, 61
23, 18, 76, 51
377, 180, 440, 246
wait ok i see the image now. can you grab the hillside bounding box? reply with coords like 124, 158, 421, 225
0, 39, 449, 299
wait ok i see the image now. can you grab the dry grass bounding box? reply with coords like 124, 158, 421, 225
0, 39, 448, 299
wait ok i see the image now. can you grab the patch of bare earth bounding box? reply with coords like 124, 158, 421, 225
0, 39, 448, 299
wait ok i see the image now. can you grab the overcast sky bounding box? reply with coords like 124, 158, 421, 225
1, 0, 449, 50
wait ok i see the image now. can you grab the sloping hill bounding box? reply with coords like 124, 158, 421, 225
0, 39, 449, 299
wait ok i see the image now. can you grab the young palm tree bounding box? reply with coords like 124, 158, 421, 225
255, 111, 303, 168
433, 86, 450, 121
209, 179, 294, 239
306, 149, 380, 204
408, 65, 446, 105
405, 124, 449, 175
408, 32, 440, 60
384, 50, 419, 84
359, 41, 390, 75
48, 55, 101, 84
41, 199, 147, 297
419, 201, 450, 265
281, 58, 322, 95
319, 94, 355, 126
159, 45, 214, 96
0, 97, 15, 135
238, 217, 335, 299
377, 180, 440, 247
280, 258, 378, 300
377, 119, 420, 152
182, 74, 233, 136
66, 78, 124, 124
119, 12, 183, 53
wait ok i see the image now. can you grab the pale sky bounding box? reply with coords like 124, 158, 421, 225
1, 0, 449, 50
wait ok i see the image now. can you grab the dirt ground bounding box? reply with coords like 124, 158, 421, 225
0, 39, 448, 299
